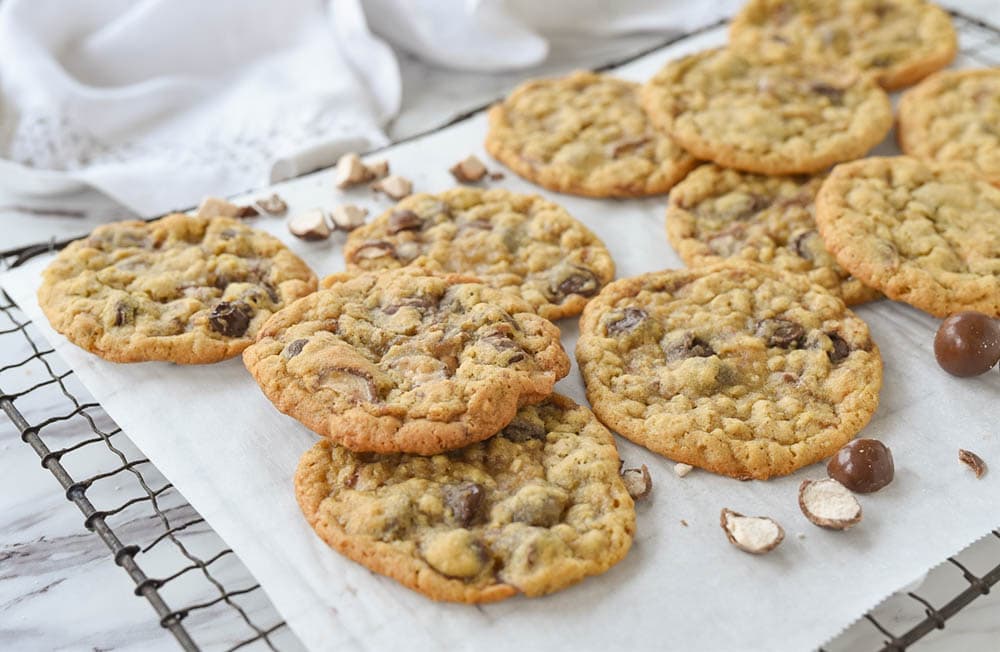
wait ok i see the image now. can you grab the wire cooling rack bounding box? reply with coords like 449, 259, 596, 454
0, 286, 293, 651
2, 9, 1000, 652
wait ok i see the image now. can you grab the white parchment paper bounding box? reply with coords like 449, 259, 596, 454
3, 26, 999, 652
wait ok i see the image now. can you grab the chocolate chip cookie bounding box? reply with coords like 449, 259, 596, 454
294, 394, 635, 603
485, 71, 698, 197
576, 261, 882, 480
898, 69, 1000, 186
640, 49, 893, 175
343, 187, 615, 320
244, 269, 570, 455
666, 164, 880, 305
816, 156, 1000, 317
730, 0, 956, 91
37, 214, 317, 364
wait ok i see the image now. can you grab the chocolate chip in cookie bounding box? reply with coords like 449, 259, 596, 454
666, 332, 716, 361
826, 332, 851, 363
757, 318, 805, 349
551, 265, 599, 300
606, 307, 647, 336
284, 338, 309, 359
502, 417, 547, 442
443, 482, 486, 526
209, 301, 254, 337
113, 300, 136, 327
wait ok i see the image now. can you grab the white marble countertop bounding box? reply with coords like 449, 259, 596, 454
3, 4, 1000, 650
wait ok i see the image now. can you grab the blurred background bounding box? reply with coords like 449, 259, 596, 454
0, 0, 747, 249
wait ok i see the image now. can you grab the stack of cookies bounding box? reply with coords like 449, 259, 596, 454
243, 268, 637, 603
245, 188, 641, 602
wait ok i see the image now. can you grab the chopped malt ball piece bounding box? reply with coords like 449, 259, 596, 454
367, 159, 390, 180
255, 193, 288, 216
620, 464, 652, 501
450, 155, 488, 183
197, 196, 258, 218
674, 463, 693, 477
373, 174, 413, 200
335, 153, 373, 189
798, 479, 862, 530
287, 208, 331, 241
330, 204, 368, 231
721, 508, 784, 554
959, 449, 987, 478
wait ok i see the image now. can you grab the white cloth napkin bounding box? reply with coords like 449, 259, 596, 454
0, 0, 398, 215
0, 0, 735, 216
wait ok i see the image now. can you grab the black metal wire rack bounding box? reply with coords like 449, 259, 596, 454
2, 9, 1000, 652
0, 287, 292, 651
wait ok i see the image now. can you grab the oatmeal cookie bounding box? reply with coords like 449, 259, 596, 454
343, 187, 615, 320
666, 164, 880, 305
576, 261, 882, 480
37, 213, 317, 364
815, 156, 1000, 317
898, 68, 1000, 186
485, 71, 698, 197
295, 394, 635, 603
244, 269, 570, 455
640, 49, 893, 175
730, 0, 956, 91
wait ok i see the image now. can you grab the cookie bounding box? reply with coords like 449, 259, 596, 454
666, 164, 880, 305
898, 68, 1000, 186
640, 49, 892, 175
343, 187, 615, 320
37, 214, 317, 364
576, 261, 882, 480
815, 156, 1000, 318
294, 394, 635, 603
729, 0, 956, 91
244, 269, 570, 455
485, 71, 698, 197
